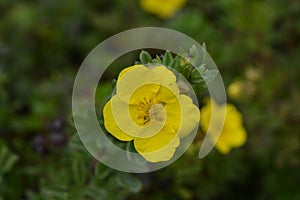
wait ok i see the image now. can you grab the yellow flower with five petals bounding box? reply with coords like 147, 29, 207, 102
103, 65, 200, 162
200, 99, 247, 154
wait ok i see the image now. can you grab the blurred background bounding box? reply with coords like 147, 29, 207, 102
0, 0, 300, 199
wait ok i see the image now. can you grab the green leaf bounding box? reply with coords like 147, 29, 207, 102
84, 186, 107, 199
41, 186, 68, 199
180, 64, 192, 80
115, 173, 142, 193
26, 191, 44, 200
95, 163, 113, 180
69, 134, 86, 153
0, 142, 18, 175
163, 50, 173, 66
190, 71, 204, 84
71, 153, 87, 186
196, 63, 207, 74
173, 55, 181, 71
202, 70, 218, 82
152, 55, 162, 64
139, 50, 152, 64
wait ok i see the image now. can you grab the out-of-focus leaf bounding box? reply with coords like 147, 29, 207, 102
115, 172, 142, 193
84, 186, 107, 199
95, 163, 113, 180
71, 153, 87, 186
0, 142, 18, 175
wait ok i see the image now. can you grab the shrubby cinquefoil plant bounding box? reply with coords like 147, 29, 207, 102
101, 46, 247, 162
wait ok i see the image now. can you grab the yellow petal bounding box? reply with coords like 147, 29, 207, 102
129, 83, 160, 105
151, 66, 177, 85
117, 65, 179, 105
221, 126, 247, 147
134, 124, 179, 162
231, 128, 247, 147
116, 66, 160, 104
215, 127, 246, 154
140, 0, 186, 19
164, 95, 200, 138
111, 95, 165, 138
200, 98, 247, 154
164, 100, 181, 131
155, 84, 179, 104
118, 65, 145, 80
178, 95, 200, 137
152, 66, 179, 103
215, 141, 231, 154
221, 104, 247, 148
225, 104, 243, 122
199, 99, 212, 132
103, 99, 134, 141
139, 120, 166, 138
110, 95, 143, 137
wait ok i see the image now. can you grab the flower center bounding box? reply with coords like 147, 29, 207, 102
148, 103, 166, 122
135, 97, 167, 126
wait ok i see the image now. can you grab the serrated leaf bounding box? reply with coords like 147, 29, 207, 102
115, 173, 142, 193
163, 50, 173, 66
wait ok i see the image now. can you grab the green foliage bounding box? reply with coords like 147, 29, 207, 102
27, 134, 142, 200
0, 0, 300, 199
0, 143, 18, 176
137, 46, 218, 95
115, 172, 142, 193
139, 50, 153, 64
0, 141, 19, 195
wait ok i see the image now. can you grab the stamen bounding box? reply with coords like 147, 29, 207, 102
148, 103, 166, 122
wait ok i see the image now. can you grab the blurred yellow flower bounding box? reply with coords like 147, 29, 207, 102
228, 80, 257, 99
200, 99, 246, 154
140, 0, 186, 18
228, 80, 243, 99
245, 67, 262, 82
103, 65, 199, 162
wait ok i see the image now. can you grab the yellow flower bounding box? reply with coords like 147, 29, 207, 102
228, 80, 257, 99
200, 99, 246, 154
228, 80, 243, 99
103, 65, 200, 162
140, 0, 186, 19
245, 67, 262, 82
